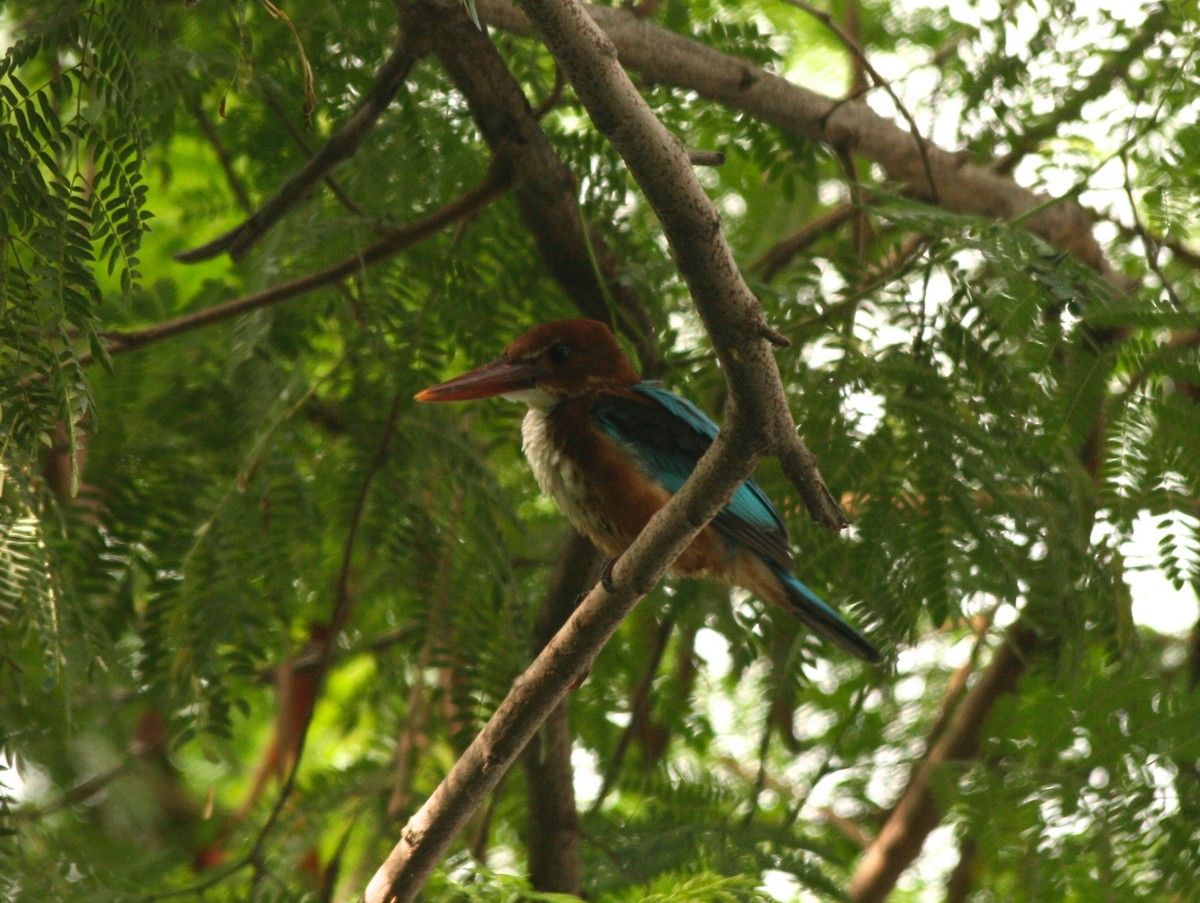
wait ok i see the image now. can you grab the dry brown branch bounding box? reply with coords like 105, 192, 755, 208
530, 63, 567, 120
365, 421, 769, 902
686, 147, 727, 167
257, 625, 419, 683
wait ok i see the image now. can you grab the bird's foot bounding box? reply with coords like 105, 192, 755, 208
572, 556, 618, 607
600, 556, 619, 592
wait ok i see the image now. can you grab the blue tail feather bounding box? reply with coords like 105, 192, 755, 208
773, 567, 882, 664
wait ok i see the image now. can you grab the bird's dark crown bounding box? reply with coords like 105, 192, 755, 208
503, 319, 640, 398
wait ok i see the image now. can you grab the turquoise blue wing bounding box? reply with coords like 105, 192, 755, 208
591, 383, 795, 569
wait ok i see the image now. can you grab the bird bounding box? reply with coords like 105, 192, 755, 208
415, 319, 881, 663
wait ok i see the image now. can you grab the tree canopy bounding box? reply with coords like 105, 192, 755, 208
2, 0, 1199, 900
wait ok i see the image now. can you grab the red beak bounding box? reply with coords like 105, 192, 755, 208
414, 357, 544, 402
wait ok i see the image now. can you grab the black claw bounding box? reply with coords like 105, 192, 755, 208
600, 556, 618, 592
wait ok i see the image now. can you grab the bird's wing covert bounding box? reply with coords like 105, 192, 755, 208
590, 383, 795, 569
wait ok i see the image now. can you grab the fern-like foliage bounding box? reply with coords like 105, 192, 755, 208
0, 1, 151, 470
0, 1, 1198, 901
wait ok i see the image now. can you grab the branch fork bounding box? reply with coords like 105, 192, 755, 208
365, 0, 850, 897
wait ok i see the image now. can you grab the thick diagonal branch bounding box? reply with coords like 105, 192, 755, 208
474, 0, 1114, 278
366, 0, 875, 892
497, 0, 846, 530
365, 424, 765, 902
406, 0, 663, 374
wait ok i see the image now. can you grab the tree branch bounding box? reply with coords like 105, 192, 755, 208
749, 202, 858, 282
473, 0, 1115, 277
94, 161, 511, 360
366, 0, 863, 889
523, 529, 598, 894
176, 40, 420, 263
365, 424, 767, 902
261, 88, 369, 220
848, 626, 1037, 901
407, 0, 664, 375
1097, 206, 1200, 270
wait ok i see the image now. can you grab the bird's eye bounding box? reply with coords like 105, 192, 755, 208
547, 344, 572, 365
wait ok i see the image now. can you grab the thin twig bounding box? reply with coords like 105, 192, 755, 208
843, 0, 868, 97
781, 233, 932, 339
13, 743, 147, 821
247, 393, 405, 874
741, 701, 775, 827
261, 89, 368, 218
269, 624, 419, 679
686, 148, 726, 167
833, 143, 871, 261
786, 684, 870, 830
1119, 146, 1183, 310
781, 0, 940, 204
531, 62, 567, 120
589, 612, 675, 814
89, 161, 511, 362
1093, 206, 1200, 269
749, 203, 858, 281
177, 42, 419, 262
189, 94, 254, 213
319, 815, 362, 903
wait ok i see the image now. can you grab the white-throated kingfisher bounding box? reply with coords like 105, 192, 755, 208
415, 319, 881, 663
